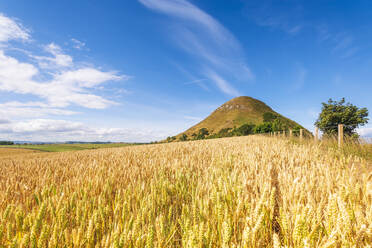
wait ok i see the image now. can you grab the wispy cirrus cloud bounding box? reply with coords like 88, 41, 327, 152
138, 0, 238, 48
254, 14, 303, 35
138, 0, 253, 96
245, 2, 359, 59
70, 38, 86, 50
290, 64, 307, 92
0, 13, 29, 42
317, 26, 359, 59
32, 43, 73, 68
245, 1, 304, 35
204, 69, 240, 96
183, 78, 209, 91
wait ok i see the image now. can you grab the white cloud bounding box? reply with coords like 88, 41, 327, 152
241, 65, 255, 81
138, 0, 238, 47
204, 69, 240, 96
0, 49, 124, 111
0, 119, 168, 142
317, 26, 358, 59
0, 12, 145, 142
183, 78, 209, 91
32, 43, 73, 68
139, 0, 253, 96
247, 3, 358, 60
332, 35, 353, 52
0, 101, 78, 118
0, 50, 40, 93
0, 12, 130, 133
255, 16, 303, 35
357, 127, 372, 137
71, 38, 86, 50
55, 68, 124, 88
0, 13, 29, 42
9, 119, 84, 133
246, 2, 304, 35
0, 118, 10, 124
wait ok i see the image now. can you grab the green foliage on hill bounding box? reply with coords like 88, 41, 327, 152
176, 96, 308, 140
170, 115, 304, 142
263, 112, 277, 122
166, 136, 177, 142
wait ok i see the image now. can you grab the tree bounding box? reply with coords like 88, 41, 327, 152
233, 124, 255, 136
196, 128, 209, 139
218, 128, 232, 138
254, 122, 273, 133
272, 119, 286, 132
315, 98, 368, 136
263, 112, 277, 122
0, 141, 14, 145
179, 134, 188, 141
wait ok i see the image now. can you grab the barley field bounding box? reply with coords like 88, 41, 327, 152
0, 136, 371, 247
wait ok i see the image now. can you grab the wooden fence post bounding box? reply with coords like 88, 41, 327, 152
289, 129, 293, 138
314, 127, 319, 143
338, 124, 344, 148
300, 129, 303, 140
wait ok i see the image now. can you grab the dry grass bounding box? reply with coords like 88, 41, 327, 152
0, 136, 371, 247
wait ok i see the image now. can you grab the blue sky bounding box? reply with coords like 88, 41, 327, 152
0, 0, 371, 142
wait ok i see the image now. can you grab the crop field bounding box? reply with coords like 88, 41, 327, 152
0, 143, 134, 153
0, 136, 371, 247
0, 148, 40, 158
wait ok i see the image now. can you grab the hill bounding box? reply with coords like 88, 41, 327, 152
175, 96, 308, 140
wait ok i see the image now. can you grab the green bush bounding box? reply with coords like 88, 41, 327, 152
263, 112, 277, 122
254, 123, 273, 133
166, 136, 176, 142
196, 128, 209, 139
179, 134, 188, 141
232, 124, 255, 136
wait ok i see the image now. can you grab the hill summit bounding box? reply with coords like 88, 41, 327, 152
175, 96, 307, 140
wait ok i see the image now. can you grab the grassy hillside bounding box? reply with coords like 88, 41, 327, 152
179, 96, 307, 138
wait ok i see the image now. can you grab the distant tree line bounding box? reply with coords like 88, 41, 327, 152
0, 141, 14, 145
166, 112, 302, 142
